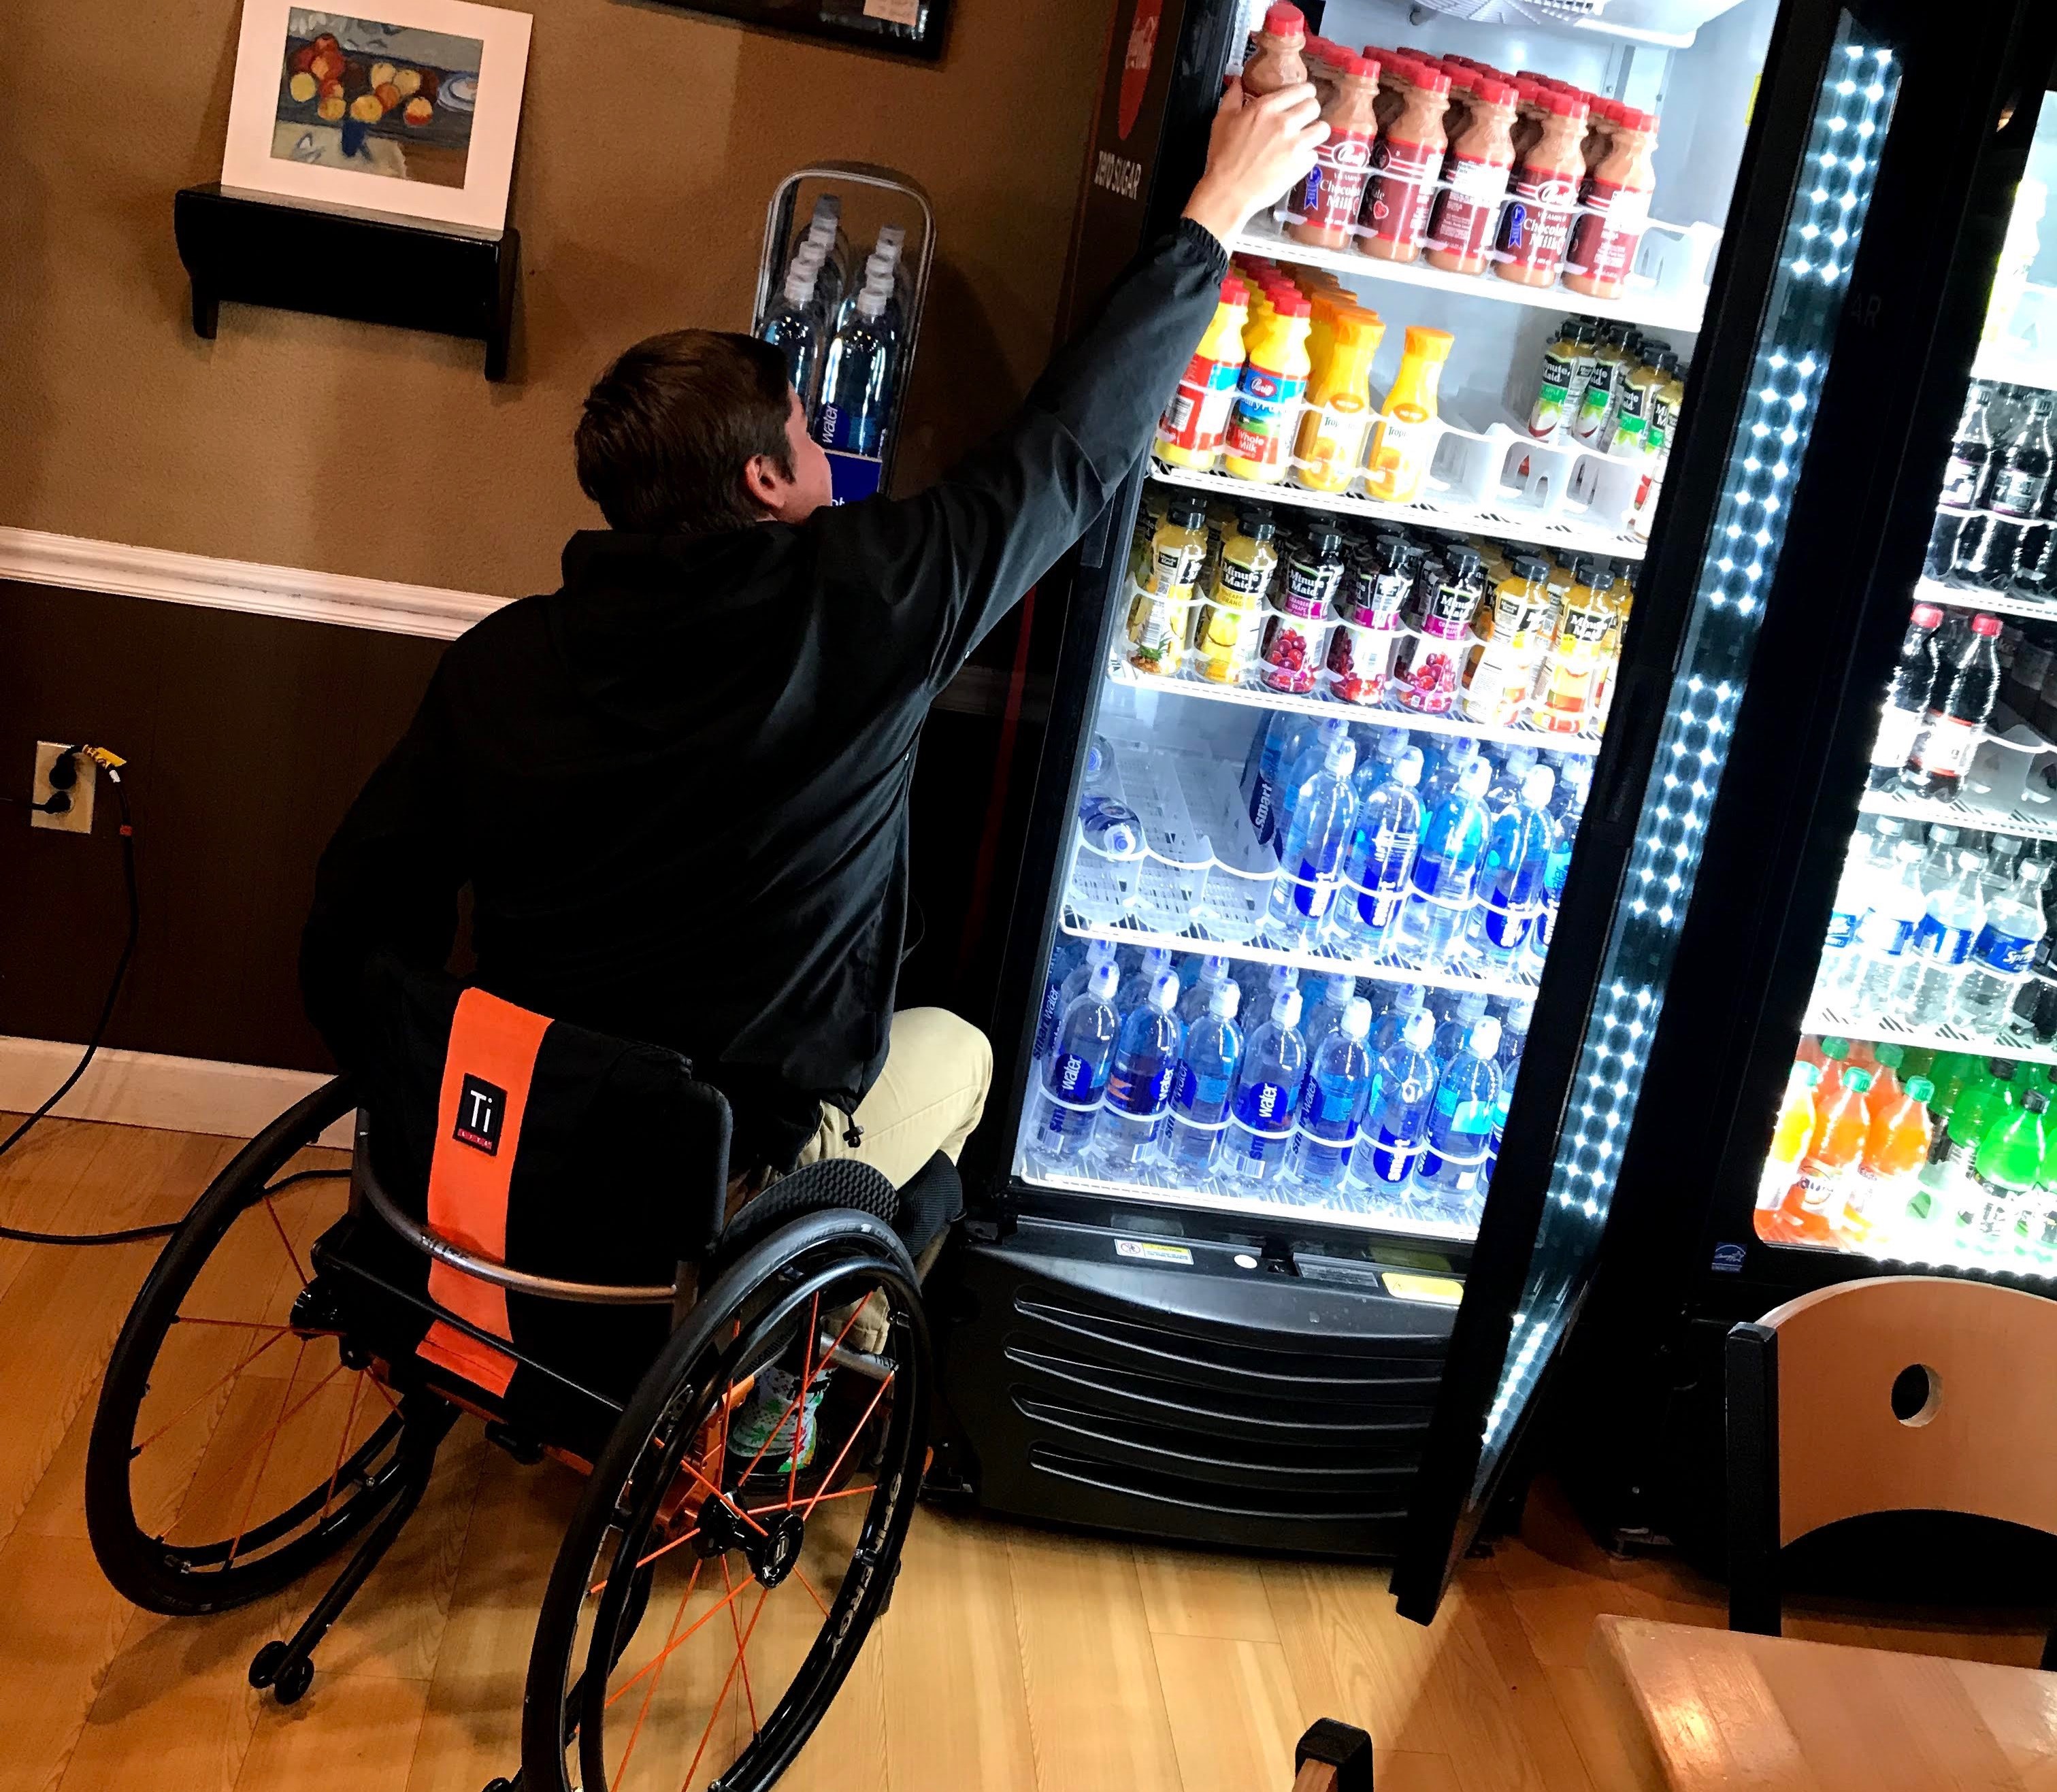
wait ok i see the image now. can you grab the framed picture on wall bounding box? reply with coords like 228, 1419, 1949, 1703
655, 0, 951, 63
221, 1, 533, 232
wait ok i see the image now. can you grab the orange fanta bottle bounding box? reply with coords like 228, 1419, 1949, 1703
1841, 1074, 1933, 1249
1778, 1065, 1873, 1246
1811, 1036, 1851, 1121
1864, 1042, 1903, 1121
1754, 1060, 1820, 1242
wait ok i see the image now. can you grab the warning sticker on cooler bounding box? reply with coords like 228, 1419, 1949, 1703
1115, 1239, 1194, 1265
1381, 1272, 1464, 1305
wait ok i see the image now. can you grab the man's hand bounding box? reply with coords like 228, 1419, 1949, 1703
1183, 78, 1328, 248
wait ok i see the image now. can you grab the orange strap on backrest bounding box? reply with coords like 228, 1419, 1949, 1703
414, 987, 553, 1397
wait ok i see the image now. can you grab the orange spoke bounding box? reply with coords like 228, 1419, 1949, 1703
228, 1339, 308, 1566
800, 1371, 895, 1523
742, 1480, 874, 1519
169, 1316, 298, 1333
369, 1377, 402, 1415
590, 1525, 703, 1597
672, 1453, 766, 1540
267, 1358, 347, 1433
681, 1584, 769, 1791
320, 1371, 367, 1522
791, 1563, 829, 1619
259, 1193, 309, 1286
611, 1556, 704, 1792
131, 1327, 290, 1455
729, 1298, 872, 1490
604, 1574, 755, 1708
720, 1559, 759, 1735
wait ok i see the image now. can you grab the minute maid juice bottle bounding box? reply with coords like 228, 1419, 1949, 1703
1126, 497, 1208, 676
1364, 325, 1453, 503
1295, 308, 1385, 494
1157, 279, 1250, 469
1223, 297, 1313, 484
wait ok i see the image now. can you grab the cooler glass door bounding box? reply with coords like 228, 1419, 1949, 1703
1392, 0, 2033, 1621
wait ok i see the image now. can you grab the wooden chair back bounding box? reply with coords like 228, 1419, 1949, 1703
1726, 1272, 2057, 1653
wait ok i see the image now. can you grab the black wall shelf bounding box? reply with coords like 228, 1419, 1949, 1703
173, 184, 519, 381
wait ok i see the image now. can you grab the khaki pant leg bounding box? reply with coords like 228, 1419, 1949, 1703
795, 1007, 993, 1187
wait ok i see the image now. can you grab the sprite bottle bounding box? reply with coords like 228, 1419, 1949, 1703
1960, 1085, 2047, 1254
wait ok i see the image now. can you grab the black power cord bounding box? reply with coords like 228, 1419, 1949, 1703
0, 753, 351, 1246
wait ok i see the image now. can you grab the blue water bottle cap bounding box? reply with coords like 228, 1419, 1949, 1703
1211, 982, 1242, 1020
1088, 962, 1120, 1001
1341, 999, 1373, 1040
1469, 1016, 1503, 1059
1149, 973, 1181, 1013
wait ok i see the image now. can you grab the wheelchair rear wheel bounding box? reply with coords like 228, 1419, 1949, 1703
523, 1206, 929, 1792
86, 1079, 432, 1615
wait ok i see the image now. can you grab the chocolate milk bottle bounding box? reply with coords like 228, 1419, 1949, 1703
1360, 61, 1450, 263
1426, 75, 1517, 276
1565, 105, 1659, 299
1493, 88, 1587, 286
1242, 3, 1308, 98
1368, 48, 1410, 132
1288, 54, 1383, 249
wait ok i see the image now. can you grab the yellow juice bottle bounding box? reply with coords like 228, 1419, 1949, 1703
1364, 325, 1453, 504
1295, 308, 1385, 493
1223, 297, 1314, 484
1157, 278, 1251, 469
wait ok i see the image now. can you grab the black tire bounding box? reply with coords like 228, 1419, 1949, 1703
521, 1206, 928, 1792
86, 1077, 434, 1615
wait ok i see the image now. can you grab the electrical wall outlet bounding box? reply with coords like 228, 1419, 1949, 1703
31, 742, 96, 835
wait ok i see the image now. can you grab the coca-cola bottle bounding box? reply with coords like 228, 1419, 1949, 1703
1868, 603, 1943, 790
1940, 383, 1998, 510
1996, 397, 2057, 591
1941, 385, 2000, 588
1900, 612, 2002, 798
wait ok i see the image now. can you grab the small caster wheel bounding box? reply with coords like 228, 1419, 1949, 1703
273, 1654, 314, 1705
248, 1640, 287, 1689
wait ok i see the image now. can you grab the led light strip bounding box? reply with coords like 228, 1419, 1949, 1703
1481, 32, 1904, 1459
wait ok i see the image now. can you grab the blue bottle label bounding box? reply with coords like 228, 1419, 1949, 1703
1912, 913, 1977, 966
1106, 1062, 1174, 1117
1363, 1125, 1422, 1182
1824, 906, 1861, 952
1291, 857, 1340, 919
1049, 1054, 1106, 1105
1412, 854, 1477, 902
1973, 924, 2038, 976
1857, 911, 1914, 957
1033, 979, 1064, 1059
815, 403, 881, 456
1233, 1080, 1296, 1136
1483, 894, 1539, 950
1173, 1065, 1232, 1117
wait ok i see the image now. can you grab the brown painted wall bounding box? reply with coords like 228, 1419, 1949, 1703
0, 0, 1113, 598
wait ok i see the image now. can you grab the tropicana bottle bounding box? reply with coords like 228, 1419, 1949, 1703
1294, 307, 1385, 493
1364, 324, 1453, 503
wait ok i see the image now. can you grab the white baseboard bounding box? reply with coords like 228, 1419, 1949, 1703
0, 1036, 355, 1148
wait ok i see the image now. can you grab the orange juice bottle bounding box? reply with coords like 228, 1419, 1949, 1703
1223, 297, 1313, 484
1841, 1074, 1933, 1248
1754, 1060, 1820, 1242
1864, 1042, 1903, 1121
1296, 308, 1386, 493
1778, 1065, 1873, 1245
1364, 325, 1453, 503
1811, 1036, 1851, 1120
1157, 279, 1251, 469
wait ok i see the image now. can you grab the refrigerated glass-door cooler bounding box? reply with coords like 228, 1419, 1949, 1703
932, 0, 2026, 1557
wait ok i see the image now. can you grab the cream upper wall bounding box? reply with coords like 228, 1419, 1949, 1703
0, 0, 1113, 598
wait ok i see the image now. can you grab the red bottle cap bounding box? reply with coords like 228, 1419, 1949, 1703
1549, 89, 1589, 119
1413, 63, 1451, 96
1911, 603, 1944, 626
1262, 3, 1305, 36
1218, 276, 1247, 302
1475, 76, 1517, 105
1972, 614, 2003, 636
1345, 54, 1380, 80
1278, 296, 1312, 318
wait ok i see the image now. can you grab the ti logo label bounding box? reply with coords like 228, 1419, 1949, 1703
454, 1073, 508, 1155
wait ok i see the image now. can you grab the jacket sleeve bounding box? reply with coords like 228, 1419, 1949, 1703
299, 665, 468, 1071
810, 217, 1230, 690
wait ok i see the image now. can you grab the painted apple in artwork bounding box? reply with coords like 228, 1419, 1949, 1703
369, 60, 397, 88
308, 50, 339, 82
288, 70, 318, 102
374, 82, 401, 111
290, 44, 316, 73
348, 93, 384, 123
393, 67, 421, 97
403, 95, 433, 126
317, 92, 347, 121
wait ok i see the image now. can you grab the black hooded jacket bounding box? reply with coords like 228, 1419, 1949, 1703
301, 218, 1230, 1172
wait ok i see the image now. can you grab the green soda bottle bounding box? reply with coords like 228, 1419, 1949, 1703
1960, 1086, 2046, 1253
1926, 1050, 1976, 1118
1924, 1058, 2015, 1199
1898, 1046, 1938, 1084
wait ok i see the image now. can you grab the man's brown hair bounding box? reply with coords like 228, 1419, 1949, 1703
574, 329, 795, 539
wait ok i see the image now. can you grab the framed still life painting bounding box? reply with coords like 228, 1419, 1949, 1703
221, 1, 532, 232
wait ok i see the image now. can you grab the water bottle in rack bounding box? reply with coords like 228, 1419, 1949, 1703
1896, 849, 1985, 1025
1302, 975, 1360, 1055
1853, 841, 1926, 1018
1470, 765, 1558, 970
1336, 745, 1424, 955
1096, 973, 1185, 1172
1415, 1015, 1503, 1225
759, 265, 824, 410
1268, 729, 1358, 941
1179, 954, 1235, 1027
1222, 987, 1309, 1188
1030, 960, 1121, 1163
1373, 983, 1428, 1054
1162, 980, 1245, 1178
810, 284, 895, 456
1289, 999, 1377, 1197
1960, 857, 2051, 1026
1397, 757, 1492, 967
1118, 946, 1177, 1023
1350, 1008, 1438, 1206
1487, 1000, 1534, 1187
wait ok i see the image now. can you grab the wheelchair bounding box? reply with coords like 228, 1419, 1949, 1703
82, 975, 952, 1792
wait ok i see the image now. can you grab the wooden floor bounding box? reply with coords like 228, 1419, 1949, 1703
1, 1113, 2046, 1792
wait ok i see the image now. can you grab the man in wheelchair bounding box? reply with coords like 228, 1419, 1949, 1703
78, 81, 1326, 1787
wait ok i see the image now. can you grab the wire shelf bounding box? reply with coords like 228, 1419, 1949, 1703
1913, 574, 2057, 625
1103, 653, 1608, 757
1011, 1156, 1481, 1244
1803, 1000, 2057, 1068
1856, 783, 2057, 844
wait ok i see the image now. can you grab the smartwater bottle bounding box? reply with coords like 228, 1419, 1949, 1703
1246, 714, 1313, 851
1288, 998, 1377, 1197
1397, 758, 1492, 967
811, 285, 894, 456
1276, 719, 1351, 851
1960, 857, 2050, 1025
1484, 745, 1540, 818
1097, 973, 1185, 1170
1468, 765, 1559, 969
1032, 937, 1083, 1063
1813, 841, 1874, 1008
1528, 755, 1588, 970
759, 269, 823, 409
1415, 1015, 1503, 1225
1337, 747, 1424, 952
1485, 1000, 1533, 1187
1430, 991, 1488, 1077
1222, 989, 1309, 1187
1268, 732, 1358, 940
1351, 1009, 1438, 1206
1302, 975, 1360, 1055
1373, 983, 1428, 1055
1117, 946, 1177, 1022
1030, 961, 1120, 1162
1179, 954, 1235, 1027
1162, 980, 1244, 1178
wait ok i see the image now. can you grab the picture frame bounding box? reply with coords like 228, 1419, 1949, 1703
653, 0, 951, 64
221, 1, 533, 233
